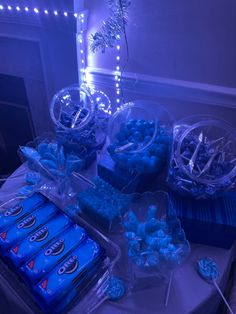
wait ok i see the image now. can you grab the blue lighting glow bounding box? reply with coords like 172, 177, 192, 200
0, 4, 80, 20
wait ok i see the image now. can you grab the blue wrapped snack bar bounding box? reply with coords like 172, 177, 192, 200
8, 214, 71, 267
21, 224, 87, 284
0, 193, 46, 231
0, 203, 58, 252
34, 238, 105, 311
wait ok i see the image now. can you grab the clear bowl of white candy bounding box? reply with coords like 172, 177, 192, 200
107, 101, 173, 174
50, 84, 111, 160
168, 116, 236, 199
123, 191, 190, 290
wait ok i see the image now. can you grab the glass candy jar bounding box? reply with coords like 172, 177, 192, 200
107, 101, 173, 175
50, 84, 111, 168
168, 116, 236, 199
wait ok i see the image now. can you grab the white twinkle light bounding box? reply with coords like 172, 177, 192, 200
25, 7, 29, 12
0, 5, 3, 10
8, 6, 12, 10
44, 10, 48, 14
34, 8, 39, 14
64, 12, 68, 17
54, 10, 58, 16
16, 6, 20, 11
74, 13, 78, 18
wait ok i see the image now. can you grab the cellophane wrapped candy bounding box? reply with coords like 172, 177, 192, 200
50, 84, 112, 167
168, 116, 236, 199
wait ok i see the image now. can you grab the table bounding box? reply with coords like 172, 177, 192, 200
0, 165, 235, 314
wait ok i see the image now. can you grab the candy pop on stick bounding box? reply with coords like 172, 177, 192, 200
197, 258, 234, 314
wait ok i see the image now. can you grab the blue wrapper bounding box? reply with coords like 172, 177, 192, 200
34, 238, 105, 310
0, 203, 58, 252
8, 214, 71, 267
21, 224, 87, 284
0, 194, 46, 231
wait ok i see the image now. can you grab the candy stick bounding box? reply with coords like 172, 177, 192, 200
165, 271, 174, 307
115, 142, 135, 153
212, 279, 234, 314
72, 172, 96, 188
188, 132, 203, 173
199, 150, 219, 176
71, 108, 82, 129
197, 258, 234, 314
0, 196, 27, 210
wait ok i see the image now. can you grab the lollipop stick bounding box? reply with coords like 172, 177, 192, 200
72, 172, 96, 188
213, 279, 234, 314
0, 196, 27, 210
165, 271, 174, 307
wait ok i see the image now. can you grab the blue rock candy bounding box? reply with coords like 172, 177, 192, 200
136, 223, 146, 238
124, 211, 139, 233
145, 218, 159, 233
25, 172, 41, 185
147, 205, 158, 220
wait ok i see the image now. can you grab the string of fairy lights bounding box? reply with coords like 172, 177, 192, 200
0, 4, 79, 18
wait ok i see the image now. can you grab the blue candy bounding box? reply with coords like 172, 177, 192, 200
105, 277, 126, 301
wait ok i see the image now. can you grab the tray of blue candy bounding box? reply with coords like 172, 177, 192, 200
77, 176, 133, 232
123, 191, 190, 289
0, 192, 120, 313
168, 117, 236, 199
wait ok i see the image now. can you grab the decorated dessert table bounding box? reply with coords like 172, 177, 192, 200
0, 164, 235, 314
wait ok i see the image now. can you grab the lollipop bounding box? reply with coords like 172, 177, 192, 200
197, 258, 234, 314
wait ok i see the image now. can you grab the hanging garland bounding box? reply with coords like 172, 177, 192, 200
90, 0, 131, 53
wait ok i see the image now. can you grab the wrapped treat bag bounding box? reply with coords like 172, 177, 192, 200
0, 193, 46, 231
0, 203, 58, 252
20, 224, 87, 284
34, 238, 106, 312
123, 191, 190, 292
167, 116, 236, 199
98, 101, 173, 193
8, 214, 71, 267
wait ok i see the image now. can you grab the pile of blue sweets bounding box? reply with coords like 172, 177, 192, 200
124, 205, 189, 270
108, 119, 170, 173
77, 177, 132, 230
168, 133, 235, 198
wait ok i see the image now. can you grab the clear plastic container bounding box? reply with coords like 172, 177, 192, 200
0, 192, 121, 314
107, 101, 173, 174
168, 116, 236, 199
50, 84, 111, 160
122, 191, 190, 291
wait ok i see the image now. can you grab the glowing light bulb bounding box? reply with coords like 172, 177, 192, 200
64, 12, 68, 17
25, 7, 29, 12
116, 56, 120, 61
0, 5, 3, 10
8, 6, 12, 10
54, 10, 58, 16
16, 6, 20, 11
74, 13, 78, 18
116, 66, 120, 71
34, 8, 39, 14
44, 10, 48, 14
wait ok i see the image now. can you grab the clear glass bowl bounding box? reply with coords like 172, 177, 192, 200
107, 101, 173, 174
168, 116, 236, 199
